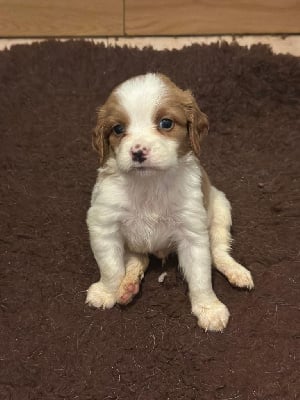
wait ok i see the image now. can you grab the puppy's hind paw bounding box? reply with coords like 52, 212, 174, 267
117, 263, 144, 305
193, 301, 230, 332
117, 281, 140, 305
86, 282, 117, 309
228, 265, 254, 290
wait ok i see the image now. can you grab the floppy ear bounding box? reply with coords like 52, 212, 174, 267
92, 107, 110, 167
183, 90, 209, 159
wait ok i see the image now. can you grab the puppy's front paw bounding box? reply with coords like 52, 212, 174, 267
192, 300, 230, 332
86, 282, 117, 309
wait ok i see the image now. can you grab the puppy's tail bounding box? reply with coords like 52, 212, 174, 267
208, 186, 254, 289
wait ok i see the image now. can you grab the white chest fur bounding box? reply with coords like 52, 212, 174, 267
90, 155, 207, 255
121, 184, 178, 253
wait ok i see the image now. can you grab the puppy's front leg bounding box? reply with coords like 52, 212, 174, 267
86, 208, 125, 309
178, 236, 230, 331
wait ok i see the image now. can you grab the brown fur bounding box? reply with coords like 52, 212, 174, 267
154, 103, 190, 157
200, 166, 211, 209
93, 93, 129, 166
157, 74, 209, 158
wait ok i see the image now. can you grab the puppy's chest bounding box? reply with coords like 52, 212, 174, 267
121, 198, 177, 252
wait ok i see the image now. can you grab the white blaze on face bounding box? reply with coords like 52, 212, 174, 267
114, 74, 180, 172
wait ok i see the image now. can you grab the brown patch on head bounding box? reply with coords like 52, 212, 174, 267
93, 92, 129, 166
154, 102, 190, 157
156, 74, 209, 159
183, 90, 209, 159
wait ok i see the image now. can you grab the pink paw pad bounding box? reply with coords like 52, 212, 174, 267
118, 282, 139, 305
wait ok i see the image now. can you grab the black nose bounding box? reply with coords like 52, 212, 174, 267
132, 149, 147, 163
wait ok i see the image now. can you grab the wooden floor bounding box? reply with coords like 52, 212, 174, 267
0, 0, 299, 37
126, 0, 300, 36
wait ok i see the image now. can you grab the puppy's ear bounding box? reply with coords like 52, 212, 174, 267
92, 107, 110, 166
183, 90, 209, 159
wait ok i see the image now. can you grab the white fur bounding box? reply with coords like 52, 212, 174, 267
208, 187, 254, 289
86, 73, 254, 331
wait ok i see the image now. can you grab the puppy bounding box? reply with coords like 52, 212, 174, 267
86, 73, 254, 331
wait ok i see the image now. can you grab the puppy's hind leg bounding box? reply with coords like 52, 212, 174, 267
117, 251, 149, 305
208, 187, 254, 289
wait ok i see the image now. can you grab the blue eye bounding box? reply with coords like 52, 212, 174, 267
159, 118, 174, 130
112, 124, 125, 135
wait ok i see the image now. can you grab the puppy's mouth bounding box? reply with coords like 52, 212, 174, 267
130, 165, 161, 174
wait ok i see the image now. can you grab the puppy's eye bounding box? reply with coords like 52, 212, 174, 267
112, 124, 125, 135
159, 118, 174, 131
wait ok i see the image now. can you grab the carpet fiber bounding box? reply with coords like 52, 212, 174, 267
0, 40, 299, 400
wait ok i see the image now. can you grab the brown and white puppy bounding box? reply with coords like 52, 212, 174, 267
86, 73, 254, 331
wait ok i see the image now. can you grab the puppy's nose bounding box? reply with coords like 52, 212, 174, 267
131, 145, 149, 163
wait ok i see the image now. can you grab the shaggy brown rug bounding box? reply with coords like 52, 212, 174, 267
0, 40, 299, 400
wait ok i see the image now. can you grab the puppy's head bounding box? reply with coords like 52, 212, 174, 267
93, 73, 208, 173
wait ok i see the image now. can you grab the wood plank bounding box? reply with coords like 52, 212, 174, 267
125, 0, 300, 35
0, 0, 123, 36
